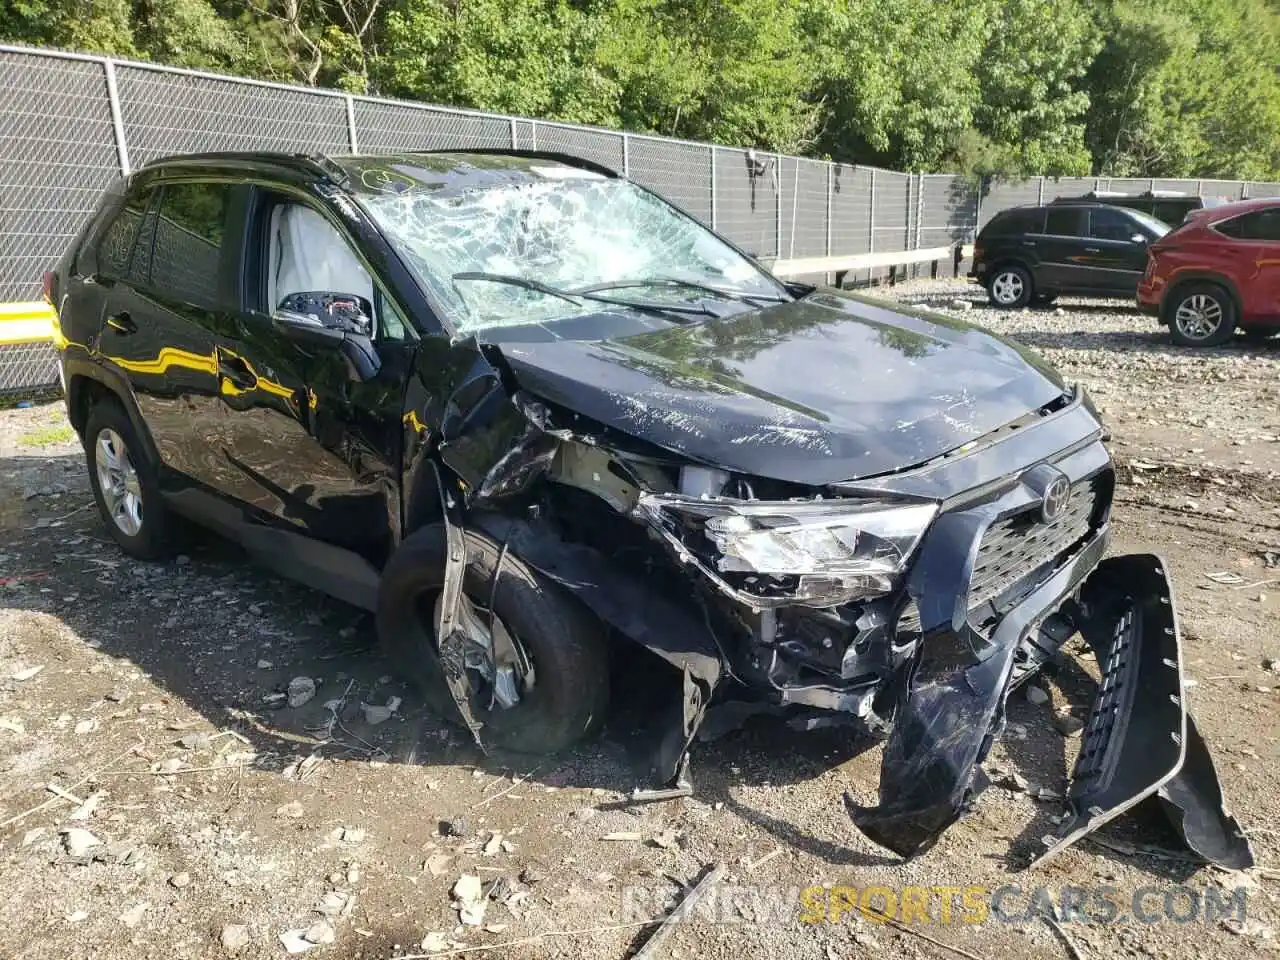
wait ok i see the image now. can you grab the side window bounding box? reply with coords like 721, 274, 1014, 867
150, 182, 231, 307
1088, 207, 1136, 241
1045, 208, 1085, 237
1218, 210, 1280, 241
985, 209, 1043, 236
95, 187, 154, 281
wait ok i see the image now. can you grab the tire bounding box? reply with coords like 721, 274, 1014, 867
1033, 293, 1058, 306
987, 264, 1033, 308
1167, 283, 1237, 347
377, 524, 610, 754
84, 400, 170, 560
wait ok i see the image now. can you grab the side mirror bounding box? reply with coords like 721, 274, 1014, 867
271, 292, 382, 383
276, 290, 373, 337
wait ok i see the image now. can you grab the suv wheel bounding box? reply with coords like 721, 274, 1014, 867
85, 402, 169, 560
1168, 284, 1237, 347
377, 524, 610, 755
987, 265, 1033, 308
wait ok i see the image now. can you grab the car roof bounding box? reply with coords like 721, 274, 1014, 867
137, 149, 619, 189
1198, 195, 1280, 219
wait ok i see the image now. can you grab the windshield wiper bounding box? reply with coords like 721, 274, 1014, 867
452, 271, 715, 318
572, 276, 789, 304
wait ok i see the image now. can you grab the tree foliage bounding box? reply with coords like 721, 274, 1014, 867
4, 0, 1280, 179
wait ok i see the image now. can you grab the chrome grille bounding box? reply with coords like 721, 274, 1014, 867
968, 476, 1101, 615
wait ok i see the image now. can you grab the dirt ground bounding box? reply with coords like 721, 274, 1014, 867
1, 278, 1279, 960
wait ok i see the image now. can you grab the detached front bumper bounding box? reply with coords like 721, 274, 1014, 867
846, 540, 1252, 869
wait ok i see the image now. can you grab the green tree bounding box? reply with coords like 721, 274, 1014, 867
1086, 0, 1280, 179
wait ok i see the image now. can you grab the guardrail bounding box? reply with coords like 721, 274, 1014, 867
769, 244, 974, 286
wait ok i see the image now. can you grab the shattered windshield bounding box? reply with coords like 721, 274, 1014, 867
358, 172, 784, 333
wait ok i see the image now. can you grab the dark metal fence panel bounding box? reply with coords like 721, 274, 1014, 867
0, 50, 120, 302
532, 123, 625, 174
510, 119, 537, 153
351, 99, 509, 153
117, 65, 349, 166
778, 157, 829, 260
1247, 181, 1280, 198
1043, 177, 1095, 200
1152, 178, 1194, 194
979, 179, 1040, 227
1200, 180, 1246, 200
714, 148, 778, 258
919, 175, 978, 248
626, 136, 712, 225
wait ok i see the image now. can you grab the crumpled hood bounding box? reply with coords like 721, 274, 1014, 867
488, 290, 1067, 486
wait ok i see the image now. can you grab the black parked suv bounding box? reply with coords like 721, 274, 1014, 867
46, 151, 1248, 866
971, 203, 1170, 308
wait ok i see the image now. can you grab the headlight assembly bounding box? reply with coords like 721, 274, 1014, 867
636, 494, 938, 607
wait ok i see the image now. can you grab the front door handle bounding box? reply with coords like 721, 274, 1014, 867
1022, 241, 1037, 247
105, 311, 136, 335
1085, 247, 1101, 253
216, 349, 258, 391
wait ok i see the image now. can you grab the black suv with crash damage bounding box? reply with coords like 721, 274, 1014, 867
48, 150, 1249, 867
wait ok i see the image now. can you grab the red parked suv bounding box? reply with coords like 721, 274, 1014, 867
1138, 197, 1280, 346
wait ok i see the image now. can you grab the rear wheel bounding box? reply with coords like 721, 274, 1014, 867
1167, 283, 1237, 347
377, 524, 610, 754
84, 401, 170, 560
987, 265, 1033, 308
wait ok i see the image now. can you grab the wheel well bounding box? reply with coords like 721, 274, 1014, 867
66, 375, 119, 436
1162, 276, 1240, 323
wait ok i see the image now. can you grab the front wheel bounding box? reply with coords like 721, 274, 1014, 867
987, 265, 1033, 308
84, 401, 170, 560
1167, 284, 1237, 347
376, 524, 610, 754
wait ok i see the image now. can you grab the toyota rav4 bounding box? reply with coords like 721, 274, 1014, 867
46, 150, 1250, 866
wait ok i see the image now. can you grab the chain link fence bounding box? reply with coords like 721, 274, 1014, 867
4, 42, 1279, 395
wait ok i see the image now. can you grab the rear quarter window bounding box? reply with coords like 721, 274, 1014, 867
983, 209, 1044, 237
96, 190, 153, 281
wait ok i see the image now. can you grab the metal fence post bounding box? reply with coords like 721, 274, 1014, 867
914, 172, 924, 277
775, 153, 783, 259
102, 59, 131, 176
509, 118, 518, 150
1037, 176, 1045, 206
622, 133, 630, 178
345, 95, 359, 153
826, 163, 834, 286
709, 147, 717, 231
529, 121, 538, 151
868, 168, 876, 285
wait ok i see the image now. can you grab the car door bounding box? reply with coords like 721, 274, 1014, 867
1227, 208, 1280, 321
1034, 206, 1090, 291
97, 179, 242, 488
1083, 206, 1151, 294
212, 187, 413, 565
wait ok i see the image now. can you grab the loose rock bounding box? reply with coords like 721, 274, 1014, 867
287, 677, 316, 708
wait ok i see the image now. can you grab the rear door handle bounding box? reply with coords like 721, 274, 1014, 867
217, 349, 258, 390
105, 311, 136, 335
1022, 241, 1037, 247
1085, 247, 1101, 253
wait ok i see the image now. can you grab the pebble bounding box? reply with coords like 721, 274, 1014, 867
221, 923, 251, 951
169, 871, 191, 888
61, 828, 101, 857
1053, 712, 1085, 737
11, 665, 44, 681
118, 902, 150, 928
287, 677, 316, 708
275, 801, 305, 819
1025, 685, 1050, 706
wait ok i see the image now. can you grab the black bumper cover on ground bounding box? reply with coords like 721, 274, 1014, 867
847, 549, 1253, 869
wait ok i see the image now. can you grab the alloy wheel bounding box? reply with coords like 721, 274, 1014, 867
95, 428, 143, 537
1173, 293, 1224, 342
991, 271, 1025, 305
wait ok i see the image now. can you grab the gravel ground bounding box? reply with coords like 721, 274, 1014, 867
0, 279, 1278, 960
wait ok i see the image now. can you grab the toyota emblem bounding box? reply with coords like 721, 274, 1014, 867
1041, 475, 1071, 523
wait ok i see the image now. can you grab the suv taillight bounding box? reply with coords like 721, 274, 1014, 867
41, 271, 54, 304
973, 243, 984, 261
